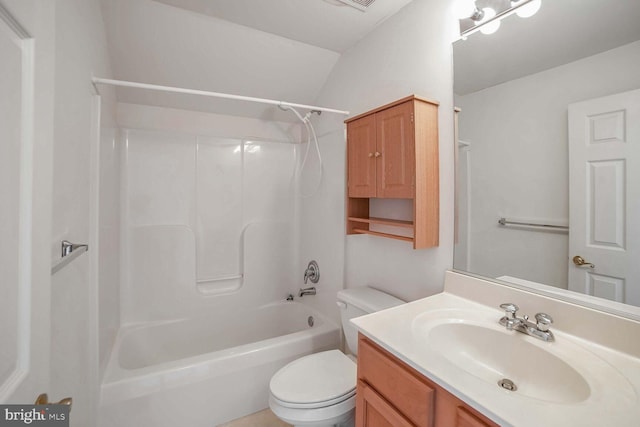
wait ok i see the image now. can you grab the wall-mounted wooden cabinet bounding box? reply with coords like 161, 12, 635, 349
346, 95, 439, 249
357, 335, 498, 427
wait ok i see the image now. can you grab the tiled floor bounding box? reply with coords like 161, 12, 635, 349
217, 409, 292, 427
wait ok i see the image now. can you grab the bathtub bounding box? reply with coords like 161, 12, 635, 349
98, 300, 340, 427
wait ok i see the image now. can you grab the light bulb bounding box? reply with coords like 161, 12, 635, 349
453, 0, 476, 19
479, 7, 496, 22
479, 7, 501, 35
513, 0, 542, 18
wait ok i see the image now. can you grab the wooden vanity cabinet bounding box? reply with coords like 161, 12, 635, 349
356, 335, 498, 427
346, 113, 378, 198
346, 95, 439, 249
347, 100, 416, 199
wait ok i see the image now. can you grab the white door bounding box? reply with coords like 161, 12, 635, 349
0, 3, 50, 404
568, 89, 640, 305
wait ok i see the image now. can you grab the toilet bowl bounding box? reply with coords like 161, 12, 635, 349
269, 287, 405, 427
269, 350, 356, 427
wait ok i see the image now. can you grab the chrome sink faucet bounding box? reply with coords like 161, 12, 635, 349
499, 303, 554, 342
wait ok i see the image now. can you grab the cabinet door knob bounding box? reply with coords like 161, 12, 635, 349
375, 151, 381, 157
368, 152, 374, 157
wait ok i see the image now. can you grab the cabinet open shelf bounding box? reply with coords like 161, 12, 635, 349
349, 216, 414, 243
347, 217, 413, 228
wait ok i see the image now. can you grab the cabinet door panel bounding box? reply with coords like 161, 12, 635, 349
356, 381, 414, 427
375, 101, 415, 198
359, 337, 434, 426
455, 406, 493, 427
347, 114, 377, 197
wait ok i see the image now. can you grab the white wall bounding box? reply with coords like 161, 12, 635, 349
456, 40, 640, 288
299, 0, 459, 323
116, 103, 303, 324
48, 0, 116, 425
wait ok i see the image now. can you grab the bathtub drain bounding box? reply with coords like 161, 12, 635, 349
308, 316, 314, 327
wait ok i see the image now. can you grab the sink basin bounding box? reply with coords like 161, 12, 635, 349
353, 292, 640, 426
427, 322, 591, 404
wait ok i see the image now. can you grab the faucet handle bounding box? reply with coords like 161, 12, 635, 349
303, 260, 320, 284
499, 303, 519, 318
535, 313, 553, 332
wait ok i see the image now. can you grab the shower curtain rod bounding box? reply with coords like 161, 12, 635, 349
92, 77, 350, 116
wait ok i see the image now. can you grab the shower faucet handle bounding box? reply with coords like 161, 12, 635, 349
303, 260, 320, 284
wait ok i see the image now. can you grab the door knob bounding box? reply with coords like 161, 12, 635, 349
572, 255, 595, 268
35, 393, 73, 410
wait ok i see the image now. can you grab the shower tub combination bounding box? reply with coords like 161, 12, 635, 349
95, 77, 348, 426
98, 300, 339, 427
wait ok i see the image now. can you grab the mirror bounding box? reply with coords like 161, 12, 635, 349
453, 0, 640, 312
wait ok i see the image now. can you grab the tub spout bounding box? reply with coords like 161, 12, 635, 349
299, 287, 316, 297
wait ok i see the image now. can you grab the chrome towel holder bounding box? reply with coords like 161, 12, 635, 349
51, 240, 89, 275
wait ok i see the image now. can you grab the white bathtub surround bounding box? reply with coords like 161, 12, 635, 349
99, 301, 338, 426
352, 271, 640, 427
117, 104, 304, 325
95, 103, 328, 426
99, 126, 121, 380
121, 128, 297, 322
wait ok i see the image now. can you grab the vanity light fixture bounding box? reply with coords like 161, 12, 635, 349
470, 7, 485, 22
479, 7, 500, 35
511, 0, 542, 18
454, 0, 485, 22
453, 0, 478, 20
456, 0, 543, 38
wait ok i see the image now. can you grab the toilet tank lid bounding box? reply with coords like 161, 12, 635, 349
337, 287, 405, 313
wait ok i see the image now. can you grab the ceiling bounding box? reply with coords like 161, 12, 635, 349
99, 0, 413, 121
454, 0, 640, 95
151, 0, 414, 53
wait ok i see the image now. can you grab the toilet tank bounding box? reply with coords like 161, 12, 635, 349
336, 287, 405, 355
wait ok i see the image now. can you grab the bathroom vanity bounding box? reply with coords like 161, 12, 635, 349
352, 271, 640, 427
357, 335, 496, 427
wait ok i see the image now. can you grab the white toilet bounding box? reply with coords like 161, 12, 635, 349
269, 287, 405, 427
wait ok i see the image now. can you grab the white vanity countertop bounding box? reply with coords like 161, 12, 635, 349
351, 292, 640, 427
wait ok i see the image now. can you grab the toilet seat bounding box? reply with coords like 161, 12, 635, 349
270, 388, 355, 410
269, 350, 357, 409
